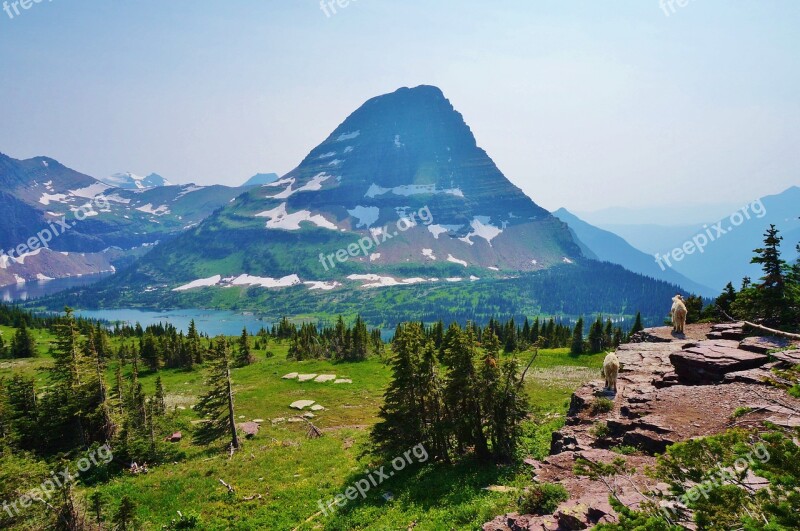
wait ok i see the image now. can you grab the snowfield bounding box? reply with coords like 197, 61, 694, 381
255, 203, 338, 231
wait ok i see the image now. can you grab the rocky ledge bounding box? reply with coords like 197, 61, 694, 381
484, 324, 800, 530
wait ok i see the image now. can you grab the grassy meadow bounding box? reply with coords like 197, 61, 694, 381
0, 325, 607, 530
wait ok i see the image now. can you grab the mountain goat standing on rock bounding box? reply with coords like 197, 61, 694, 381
671, 294, 687, 334
601, 352, 620, 393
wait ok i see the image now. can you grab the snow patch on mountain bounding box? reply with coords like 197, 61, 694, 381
39, 193, 68, 205
347, 206, 380, 228
458, 216, 503, 246
365, 183, 464, 199
422, 249, 436, 260
136, 204, 171, 216
266, 173, 331, 200
255, 203, 338, 231
304, 280, 341, 291
447, 254, 468, 267
336, 131, 360, 141
70, 183, 110, 199
428, 224, 462, 239
173, 275, 223, 291
230, 274, 301, 289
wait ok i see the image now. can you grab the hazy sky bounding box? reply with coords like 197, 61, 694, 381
1, 1, 798, 212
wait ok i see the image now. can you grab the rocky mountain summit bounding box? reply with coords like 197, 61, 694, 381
484, 323, 800, 530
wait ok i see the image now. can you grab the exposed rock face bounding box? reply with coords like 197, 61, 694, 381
669, 340, 769, 384
484, 324, 800, 531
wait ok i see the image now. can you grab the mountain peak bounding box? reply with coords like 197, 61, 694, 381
102, 172, 171, 190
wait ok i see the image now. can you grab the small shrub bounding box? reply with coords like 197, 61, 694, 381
610, 445, 638, 455
518, 482, 569, 515
590, 397, 614, 415
731, 407, 753, 419
590, 422, 610, 439
164, 511, 200, 529
264, 350, 275, 359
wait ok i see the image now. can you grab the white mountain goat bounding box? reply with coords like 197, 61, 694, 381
601, 352, 620, 393
671, 294, 687, 334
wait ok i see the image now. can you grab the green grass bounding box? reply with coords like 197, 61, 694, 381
1, 333, 608, 530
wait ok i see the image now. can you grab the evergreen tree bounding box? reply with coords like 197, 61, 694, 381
140, 333, 160, 372
187, 319, 202, 365
443, 325, 489, 459
193, 337, 240, 450
570, 318, 585, 354
587, 316, 604, 353
628, 312, 644, 339
112, 495, 137, 531
154, 376, 166, 416
10, 321, 36, 358
235, 327, 254, 367
349, 315, 369, 361
371, 323, 428, 457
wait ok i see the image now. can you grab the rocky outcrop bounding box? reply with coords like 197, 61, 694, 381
669, 340, 769, 384
484, 324, 800, 531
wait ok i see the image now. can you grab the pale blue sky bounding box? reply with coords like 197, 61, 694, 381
1, 1, 798, 212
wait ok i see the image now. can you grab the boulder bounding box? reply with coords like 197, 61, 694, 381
669, 340, 769, 383
165, 431, 182, 443
239, 422, 259, 438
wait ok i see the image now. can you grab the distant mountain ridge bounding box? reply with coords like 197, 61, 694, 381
0, 152, 256, 287
242, 173, 279, 187
552, 208, 717, 297
101, 172, 172, 190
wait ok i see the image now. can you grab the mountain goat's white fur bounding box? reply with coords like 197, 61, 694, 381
601, 352, 620, 393
671, 294, 687, 334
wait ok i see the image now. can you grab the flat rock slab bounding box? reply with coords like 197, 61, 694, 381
314, 374, 336, 383
670, 340, 768, 383
739, 336, 796, 354
282, 372, 299, 379
289, 400, 316, 410
310, 404, 325, 411
334, 379, 353, 384
773, 349, 800, 366
297, 374, 318, 382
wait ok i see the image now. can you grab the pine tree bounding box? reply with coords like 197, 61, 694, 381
371, 323, 428, 457
140, 333, 160, 372
187, 319, 202, 365
112, 495, 137, 531
587, 316, 604, 353
349, 315, 369, 361
570, 318, 585, 354
628, 312, 644, 339
154, 376, 166, 416
235, 327, 254, 367
10, 321, 37, 358
193, 337, 239, 450
443, 325, 489, 459
749, 225, 791, 325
